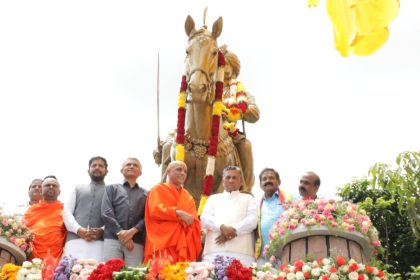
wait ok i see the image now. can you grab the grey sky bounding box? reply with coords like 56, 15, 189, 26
0, 0, 419, 211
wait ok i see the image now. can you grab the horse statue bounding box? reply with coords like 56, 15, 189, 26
154, 14, 253, 208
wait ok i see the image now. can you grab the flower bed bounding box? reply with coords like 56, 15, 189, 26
0, 255, 388, 279
265, 199, 381, 262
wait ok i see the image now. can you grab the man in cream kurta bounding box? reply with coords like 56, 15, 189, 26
201, 166, 258, 266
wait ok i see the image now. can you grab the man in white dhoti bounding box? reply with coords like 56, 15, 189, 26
200, 166, 258, 266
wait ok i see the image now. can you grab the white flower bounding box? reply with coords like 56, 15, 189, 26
17, 268, 29, 275
295, 271, 305, 280
22, 261, 32, 268
330, 273, 339, 280
32, 258, 42, 265
30, 267, 41, 274
279, 271, 287, 278
72, 264, 83, 273
185, 267, 193, 274
311, 267, 321, 277
302, 265, 311, 272
358, 264, 365, 271
286, 272, 296, 280
348, 271, 359, 280
86, 258, 97, 265
340, 265, 349, 272
322, 258, 331, 265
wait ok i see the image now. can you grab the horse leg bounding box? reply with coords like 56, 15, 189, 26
234, 137, 255, 193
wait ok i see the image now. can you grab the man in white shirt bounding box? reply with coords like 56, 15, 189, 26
62, 156, 108, 261
200, 166, 258, 266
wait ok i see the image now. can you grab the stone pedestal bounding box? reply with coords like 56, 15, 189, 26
275, 225, 372, 264
0, 237, 26, 266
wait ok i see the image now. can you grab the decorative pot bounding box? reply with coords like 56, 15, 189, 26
275, 225, 372, 264
0, 237, 26, 266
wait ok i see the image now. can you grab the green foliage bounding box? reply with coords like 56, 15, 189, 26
337, 151, 420, 277
370, 151, 420, 239
406, 265, 420, 280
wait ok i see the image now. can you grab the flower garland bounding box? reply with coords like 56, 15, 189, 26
222, 79, 248, 137
175, 51, 226, 215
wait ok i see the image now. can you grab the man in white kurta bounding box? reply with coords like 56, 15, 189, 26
201, 166, 258, 266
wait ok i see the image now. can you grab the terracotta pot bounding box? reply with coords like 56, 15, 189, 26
275, 225, 372, 264
0, 237, 26, 266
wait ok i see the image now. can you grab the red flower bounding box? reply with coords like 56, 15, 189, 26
278, 264, 287, 270
303, 271, 311, 278
365, 265, 374, 274
217, 51, 226, 67
377, 270, 384, 277
329, 267, 338, 273
294, 260, 303, 269
349, 262, 359, 272
321, 276, 329, 280
180, 75, 187, 91
335, 256, 346, 266
358, 274, 365, 280
202, 176, 213, 195
215, 81, 224, 99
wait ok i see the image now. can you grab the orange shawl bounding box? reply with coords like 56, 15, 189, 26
24, 200, 66, 259
144, 183, 202, 262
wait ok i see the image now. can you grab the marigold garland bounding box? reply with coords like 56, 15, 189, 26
222, 79, 248, 137
175, 51, 225, 216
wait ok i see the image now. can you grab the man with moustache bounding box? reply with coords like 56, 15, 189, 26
255, 168, 291, 264
28, 179, 43, 206
24, 176, 66, 259
14, 179, 43, 216
63, 156, 108, 261
101, 158, 147, 266
299, 171, 321, 200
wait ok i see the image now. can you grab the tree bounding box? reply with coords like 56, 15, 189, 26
337, 151, 420, 277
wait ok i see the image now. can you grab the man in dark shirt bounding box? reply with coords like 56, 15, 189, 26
101, 157, 147, 266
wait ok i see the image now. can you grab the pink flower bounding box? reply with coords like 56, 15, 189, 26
372, 240, 381, 247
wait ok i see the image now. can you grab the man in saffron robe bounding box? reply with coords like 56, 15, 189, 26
24, 177, 66, 259
144, 161, 202, 262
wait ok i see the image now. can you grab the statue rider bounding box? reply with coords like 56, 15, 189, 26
153, 45, 259, 193
220, 45, 259, 192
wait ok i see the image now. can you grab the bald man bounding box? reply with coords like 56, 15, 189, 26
299, 171, 321, 200
144, 161, 202, 262
24, 177, 66, 259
